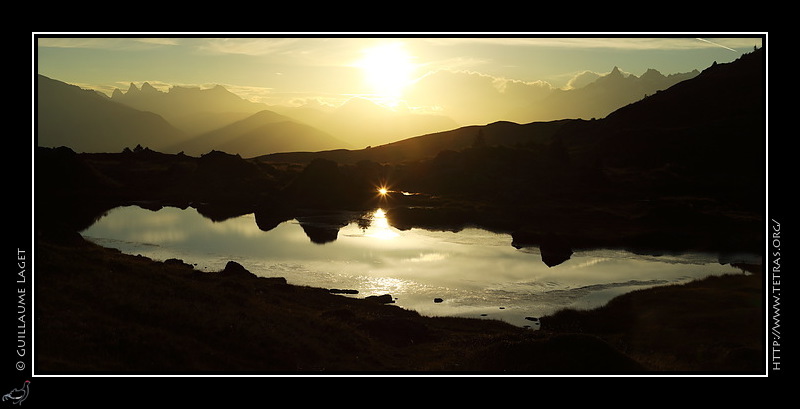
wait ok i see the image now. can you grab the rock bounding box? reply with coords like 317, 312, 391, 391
433, 298, 444, 303
365, 294, 395, 304
164, 258, 193, 269
329, 289, 359, 294
219, 261, 257, 279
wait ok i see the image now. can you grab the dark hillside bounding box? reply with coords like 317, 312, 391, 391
378, 49, 766, 254
562, 48, 765, 167
552, 48, 766, 214
36, 146, 283, 232
259, 119, 573, 164
604, 49, 765, 129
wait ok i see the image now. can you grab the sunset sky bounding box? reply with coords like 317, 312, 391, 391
35, 34, 765, 124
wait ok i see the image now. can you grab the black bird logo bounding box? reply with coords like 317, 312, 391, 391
2, 381, 29, 405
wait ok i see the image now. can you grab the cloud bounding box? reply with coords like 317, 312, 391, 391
565, 71, 602, 90
36, 37, 180, 49
403, 69, 553, 125
197, 38, 302, 56
695, 37, 739, 52
418, 36, 763, 52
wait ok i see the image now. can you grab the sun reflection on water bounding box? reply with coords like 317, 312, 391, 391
80, 205, 758, 328
363, 208, 399, 240
360, 276, 413, 295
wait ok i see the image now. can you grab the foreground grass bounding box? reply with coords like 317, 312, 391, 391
543, 271, 764, 372
35, 232, 764, 375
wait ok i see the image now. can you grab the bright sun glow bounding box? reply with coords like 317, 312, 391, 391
366, 208, 399, 240
356, 42, 415, 102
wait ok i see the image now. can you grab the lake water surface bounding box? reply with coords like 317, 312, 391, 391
80, 205, 759, 328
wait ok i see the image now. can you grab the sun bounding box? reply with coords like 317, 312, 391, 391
375, 184, 393, 201
355, 42, 415, 102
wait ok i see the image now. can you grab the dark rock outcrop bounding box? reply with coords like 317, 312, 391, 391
365, 294, 395, 304
329, 289, 359, 294
219, 261, 258, 279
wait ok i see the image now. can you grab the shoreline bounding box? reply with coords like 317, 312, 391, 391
35, 230, 764, 374
80, 206, 762, 331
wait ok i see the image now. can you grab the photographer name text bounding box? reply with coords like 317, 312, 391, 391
15, 248, 27, 371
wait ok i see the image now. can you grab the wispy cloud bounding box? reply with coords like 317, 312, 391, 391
197, 38, 302, 56
36, 37, 181, 49
36, 35, 763, 56
419, 36, 762, 51
695, 37, 739, 52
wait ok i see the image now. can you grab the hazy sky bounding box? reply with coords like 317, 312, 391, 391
35, 34, 765, 122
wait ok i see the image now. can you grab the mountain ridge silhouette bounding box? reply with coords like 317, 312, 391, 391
108, 83, 461, 149
169, 109, 351, 157
271, 97, 461, 149
35, 48, 766, 255
110, 82, 267, 136
36, 74, 188, 153
35, 58, 738, 158
504, 67, 701, 124
260, 49, 763, 170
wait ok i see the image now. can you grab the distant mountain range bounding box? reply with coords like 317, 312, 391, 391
36, 75, 188, 153
36, 48, 766, 254
263, 48, 765, 177
271, 97, 461, 149
168, 110, 349, 157
107, 81, 462, 151
507, 67, 701, 123
36, 63, 704, 158
110, 82, 266, 136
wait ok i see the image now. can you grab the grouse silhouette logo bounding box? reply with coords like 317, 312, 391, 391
2, 381, 29, 406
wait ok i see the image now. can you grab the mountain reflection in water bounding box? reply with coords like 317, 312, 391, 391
80, 205, 758, 328
362, 209, 399, 240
